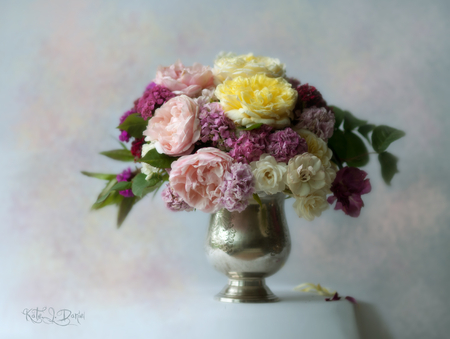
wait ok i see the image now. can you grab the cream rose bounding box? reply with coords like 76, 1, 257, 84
215, 74, 297, 128
286, 153, 328, 197
213, 52, 286, 84
292, 189, 329, 221
250, 154, 287, 195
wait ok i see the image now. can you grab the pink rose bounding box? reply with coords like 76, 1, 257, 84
153, 60, 215, 98
169, 148, 233, 213
144, 95, 200, 156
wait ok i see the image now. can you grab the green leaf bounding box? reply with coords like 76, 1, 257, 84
343, 131, 369, 167
328, 129, 347, 166
95, 178, 118, 204
117, 197, 136, 228
131, 173, 162, 198
239, 123, 263, 131
252, 193, 263, 207
139, 148, 178, 169
329, 106, 345, 129
357, 124, 376, 143
344, 112, 368, 131
100, 149, 135, 162
81, 171, 117, 180
111, 181, 132, 191
372, 125, 406, 153
92, 190, 123, 210
378, 152, 399, 185
118, 141, 128, 150
117, 113, 148, 138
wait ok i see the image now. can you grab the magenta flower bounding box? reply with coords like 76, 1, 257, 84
116, 168, 135, 198
229, 125, 272, 164
161, 184, 194, 212
296, 84, 327, 110
296, 106, 335, 141
118, 109, 135, 142
134, 83, 175, 120
219, 163, 255, 212
327, 167, 371, 217
199, 102, 236, 150
266, 127, 308, 163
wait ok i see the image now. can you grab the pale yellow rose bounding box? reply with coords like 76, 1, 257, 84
215, 74, 297, 128
213, 52, 286, 84
295, 129, 333, 168
292, 189, 329, 221
286, 153, 328, 197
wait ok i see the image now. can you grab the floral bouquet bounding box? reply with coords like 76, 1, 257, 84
83, 53, 405, 226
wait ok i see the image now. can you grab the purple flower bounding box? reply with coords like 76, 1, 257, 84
199, 102, 236, 150
219, 163, 255, 212
134, 83, 175, 120
296, 106, 335, 140
118, 110, 135, 142
266, 127, 308, 163
116, 168, 134, 198
229, 125, 273, 164
327, 167, 371, 217
161, 184, 194, 212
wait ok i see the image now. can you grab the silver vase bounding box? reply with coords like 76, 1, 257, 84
205, 193, 291, 303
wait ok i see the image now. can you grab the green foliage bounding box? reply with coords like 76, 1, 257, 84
81, 171, 117, 180
131, 173, 162, 198
100, 149, 135, 162
92, 190, 123, 210
94, 179, 118, 205
329, 106, 345, 129
378, 152, 399, 185
111, 181, 132, 191
117, 113, 148, 139
139, 148, 178, 169
252, 193, 263, 207
343, 131, 369, 167
239, 123, 263, 131
357, 124, 376, 143
328, 129, 347, 167
343, 112, 368, 131
117, 197, 136, 228
372, 125, 406, 153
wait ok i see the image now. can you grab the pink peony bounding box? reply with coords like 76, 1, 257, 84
169, 148, 233, 213
327, 167, 372, 217
144, 95, 201, 156
153, 60, 215, 98
296, 106, 335, 141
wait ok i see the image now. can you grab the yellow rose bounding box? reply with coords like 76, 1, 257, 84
215, 74, 297, 128
213, 52, 286, 84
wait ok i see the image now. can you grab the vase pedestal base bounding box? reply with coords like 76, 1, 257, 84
215, 278, 279, 303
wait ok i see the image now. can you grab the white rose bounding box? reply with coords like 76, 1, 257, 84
293, 189, 329, 221
286, 153, 329, 197
141, 141, 159, 180
250, 154, 287, 195
213, 52, 286, 84
295, 129, 333, 168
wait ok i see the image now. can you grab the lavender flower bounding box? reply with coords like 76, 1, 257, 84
296, 106, 335, 141
118, 110, 135, 142
219, 163, 255, 212
266, 127, 308, 163
134, 83, 175, 120
199, 102, 236, 149
116, 168, 134, 197
161, 184, 194, 212
229, 125, 272, 164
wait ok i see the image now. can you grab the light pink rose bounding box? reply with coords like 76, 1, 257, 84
153, 60, 215, 98
169, 148, 233, 213
144, 95, 200, 156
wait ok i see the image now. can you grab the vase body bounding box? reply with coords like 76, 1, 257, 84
205, 193, 291, 303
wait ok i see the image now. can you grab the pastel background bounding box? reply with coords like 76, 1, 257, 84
1, 0, 449, 338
